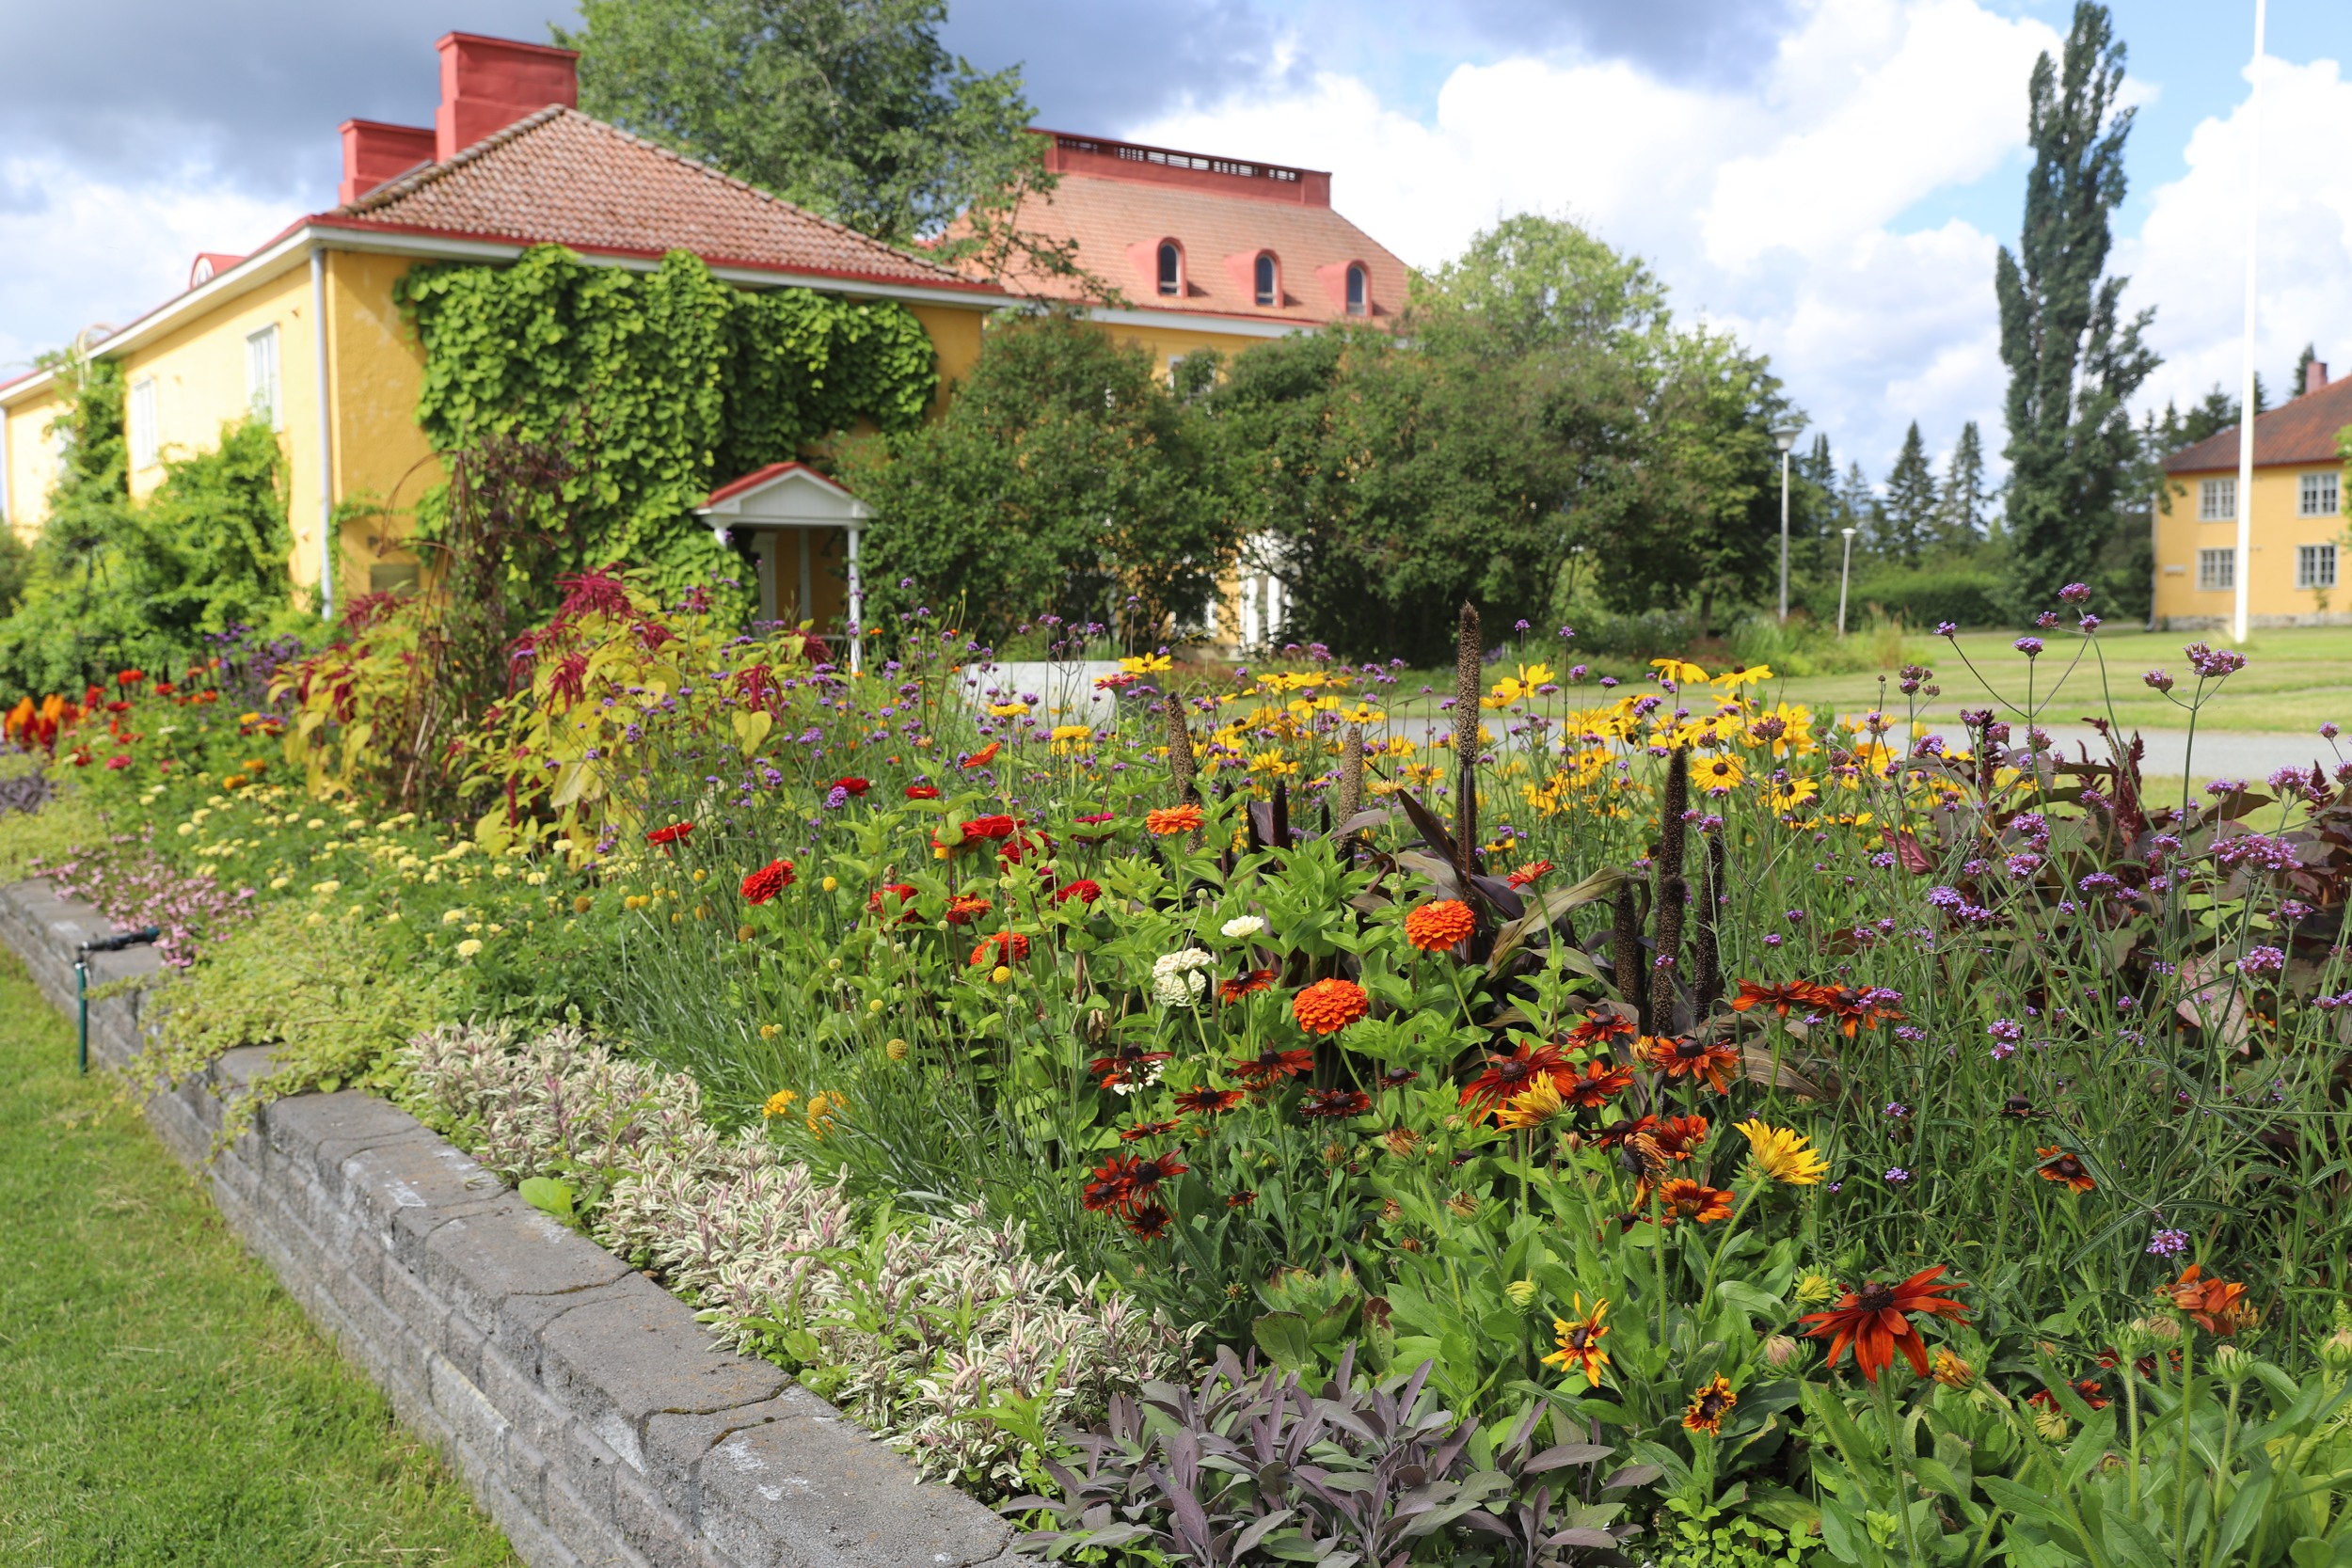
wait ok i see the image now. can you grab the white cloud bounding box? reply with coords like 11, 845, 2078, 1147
2121, 55, 2352, 413
0, 155, 294, 384
1129, 0, 2067, 477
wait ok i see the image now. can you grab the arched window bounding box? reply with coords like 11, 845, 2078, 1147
1157, 241, 1183, 297
1345, 263, 1368, 317
1254, 252, 1278, 307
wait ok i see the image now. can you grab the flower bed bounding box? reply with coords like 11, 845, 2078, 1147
20, 575, 2352, 1563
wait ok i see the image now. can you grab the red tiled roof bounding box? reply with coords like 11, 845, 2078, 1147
2162, 375, 2352, 472
970, 168, 1409, 325
336, 106, 993, 293
703, 461, 852, 508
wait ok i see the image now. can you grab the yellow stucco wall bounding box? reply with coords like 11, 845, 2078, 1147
1089, 317, 1305, 378
112, 264, 320, 604
2153, 465, 2351, 627
322, 249, 440, 597
2, 389, 70, 539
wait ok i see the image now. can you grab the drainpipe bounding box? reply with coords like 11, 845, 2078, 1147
310, 245, 336, 620
846, 525, 864, 674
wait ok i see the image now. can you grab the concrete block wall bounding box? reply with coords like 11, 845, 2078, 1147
0, 879, 1030, 1568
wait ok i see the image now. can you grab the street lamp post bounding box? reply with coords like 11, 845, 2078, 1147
2233, 0, 2268, 645
1772, 425, 1804, 624
1837, 528, 1857, 637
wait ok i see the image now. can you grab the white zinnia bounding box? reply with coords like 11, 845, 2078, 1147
1220, 915, 1266, 941
1150, 949, 1216, 1006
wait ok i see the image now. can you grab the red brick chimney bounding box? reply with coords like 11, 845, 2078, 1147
2310, 360, 2330, 394
434, 33, 579, 163
339, 120, 437, 206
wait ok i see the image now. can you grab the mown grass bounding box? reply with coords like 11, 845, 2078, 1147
1375, 624, 2352, 734
0, 951, 516, 1568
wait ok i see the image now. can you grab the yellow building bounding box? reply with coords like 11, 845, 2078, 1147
0, 32, 1005, 619
2155, 367, 2352, 628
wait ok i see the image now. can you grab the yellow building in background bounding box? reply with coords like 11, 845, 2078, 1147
2155, 367, 2352, 628
0, 32, 1003, 618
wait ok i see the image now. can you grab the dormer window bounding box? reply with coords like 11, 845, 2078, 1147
1157, 242, 1183, 297
1254, 252, 1278, 307
1345, 263, 1367, 317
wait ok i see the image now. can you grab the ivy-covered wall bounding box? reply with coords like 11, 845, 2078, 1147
396, 245, 938, 611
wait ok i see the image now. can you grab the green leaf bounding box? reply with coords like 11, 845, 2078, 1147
1251, 1311, 1313, 1372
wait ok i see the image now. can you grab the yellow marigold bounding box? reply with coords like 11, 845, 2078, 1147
760, 1089, 800, 1119
1145, 803, 1204, 836
1404, 898, 1475, 954
1735, 1118, 1829, 1186
1293, 977, 1369, 1037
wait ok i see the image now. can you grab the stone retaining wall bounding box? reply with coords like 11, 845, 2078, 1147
0, 878, 1029, 1568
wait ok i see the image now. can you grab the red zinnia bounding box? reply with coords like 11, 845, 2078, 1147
1055, 879, 1103, 905
905, 784, 941, 800
740, 859, 794, 904
646, 821, 695, 847
961, 741, 1000, 768
944, 895, 992, 926
1799, 1266, 1972, 1382
833, 776, 871, 797
969, 931, 1030, 967
1505, 859, 1554, 890
866, 883, 921, 922
117, 669, 144, 686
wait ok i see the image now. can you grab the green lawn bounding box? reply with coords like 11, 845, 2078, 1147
1374, 625, 2352, 734
0, 954, 516, 1568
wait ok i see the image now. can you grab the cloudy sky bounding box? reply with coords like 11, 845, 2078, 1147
3, 0, 2347, 488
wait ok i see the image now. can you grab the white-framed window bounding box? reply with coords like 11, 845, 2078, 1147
1155, 241, 1183, 297
2198, 547, 2236, 591
1253, 252, 1278, 307
2298, 543, 2339, 590
2199, 477, 2236, 521
1166, 354, 1185, 390
1345, 263, 1367, 317
2301, 470, 2341, 517
129, 376, 159, 471
246, 325, 281, 428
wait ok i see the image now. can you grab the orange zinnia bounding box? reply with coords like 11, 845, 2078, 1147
1651, 1178, 1735, 1225
1293, 977, 1369, 1036
961, 741, 1000, 768
1799, 1265, 1971, 1382
2158, 1264, 2249, 1336
1404, 899, 1475, 953
2035, 1146, 2095, 1193
1145, 803, 1204, 836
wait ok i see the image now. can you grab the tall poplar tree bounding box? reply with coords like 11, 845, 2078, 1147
1937, 420, 1987, 549
1994, 2, 2159, 612
1877, 421, 1937, 567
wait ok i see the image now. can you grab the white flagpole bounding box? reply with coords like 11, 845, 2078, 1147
2233, 0, 2266, 644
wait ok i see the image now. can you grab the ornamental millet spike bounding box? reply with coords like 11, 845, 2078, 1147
1648, 746, 1691, 1033
1452, 602, 1481, 881
1613, 881, 1645, 1031
1691, 830, 1726, 1011
1337, 723, 1365, 853
1166, 697, 1200, 805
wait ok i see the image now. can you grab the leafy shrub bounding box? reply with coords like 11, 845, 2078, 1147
1845, 565, 2005, 629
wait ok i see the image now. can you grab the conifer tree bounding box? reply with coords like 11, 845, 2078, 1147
1840, 461, 1879, 549
1994, 2, 2159, 612
2293, 342, 2319, 399
1937, 420, 1987, 549
1877, 421, 1937, 567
